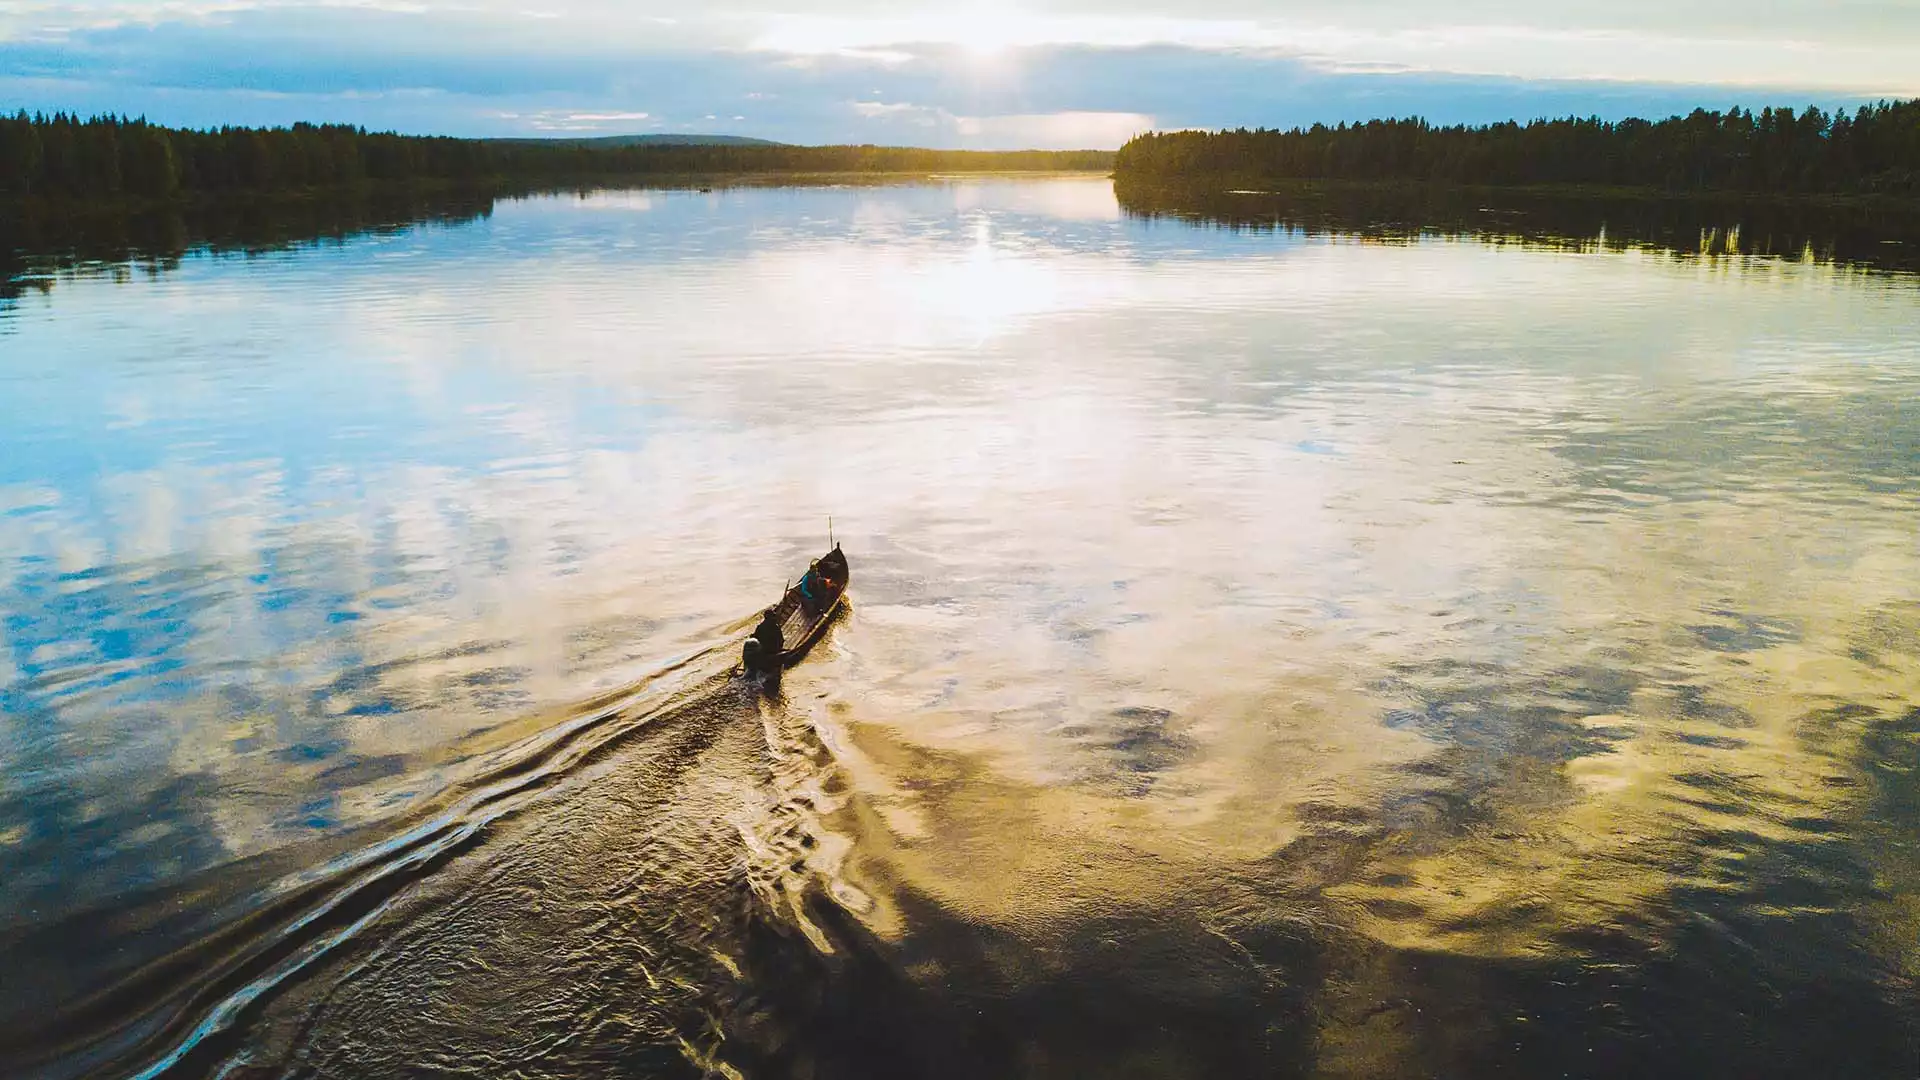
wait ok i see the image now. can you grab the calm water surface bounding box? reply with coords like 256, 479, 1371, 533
3, 178, 1920, 1078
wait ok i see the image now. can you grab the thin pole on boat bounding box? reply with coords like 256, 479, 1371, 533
828, 516, 834, 548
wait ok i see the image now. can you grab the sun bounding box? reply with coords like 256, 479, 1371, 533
936, 4, 1036, 73
946, 10, 1020, 60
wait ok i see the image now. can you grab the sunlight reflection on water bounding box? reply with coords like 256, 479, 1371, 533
3, 177, 1919, 1078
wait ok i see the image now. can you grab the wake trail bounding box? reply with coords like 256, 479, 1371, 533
7, 632, 761, 1080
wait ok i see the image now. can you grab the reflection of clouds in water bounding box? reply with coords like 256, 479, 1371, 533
1, 184, 1918, 962
1358, 541, 1920, 945
718, 263, 1920, 977
817, 439, 1920, 1022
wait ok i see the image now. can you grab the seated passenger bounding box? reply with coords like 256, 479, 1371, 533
802, 561, 842, 615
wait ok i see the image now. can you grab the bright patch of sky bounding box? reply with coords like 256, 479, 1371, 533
1, 1, 1915, 147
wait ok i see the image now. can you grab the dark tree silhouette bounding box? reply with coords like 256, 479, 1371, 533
1114, 102, 1920, 196
0, 113, 1115, 199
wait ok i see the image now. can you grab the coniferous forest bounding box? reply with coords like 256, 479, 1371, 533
0, 113, 1114, 200
1115, 102, 1920, 196
8, 104, 1919, 203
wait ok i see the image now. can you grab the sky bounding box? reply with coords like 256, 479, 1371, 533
2, 1, 1918, 149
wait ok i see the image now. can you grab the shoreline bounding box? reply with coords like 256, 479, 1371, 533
1110, 175, 1920, 214
17, 172, 1915, 221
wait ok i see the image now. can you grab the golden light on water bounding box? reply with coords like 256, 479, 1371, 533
8, 179, 1920, 1077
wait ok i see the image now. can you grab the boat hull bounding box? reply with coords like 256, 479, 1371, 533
745, 544, 848, 678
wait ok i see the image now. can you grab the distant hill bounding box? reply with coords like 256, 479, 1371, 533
486, 134, 786, 148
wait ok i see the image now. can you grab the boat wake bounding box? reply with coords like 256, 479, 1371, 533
4, 622, 876, 1080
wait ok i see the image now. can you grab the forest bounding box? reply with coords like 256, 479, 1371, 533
0, 114, 1114, 200
1114, 101, 1920, 196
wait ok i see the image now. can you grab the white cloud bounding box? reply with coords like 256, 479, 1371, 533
6, 0, 1920, 93
956, 110, 1154, 149
2, 0, 1915, 142
851, 100, 1152, 148
750, 9, 1920, 93
852, 99, 938, 121
1263, 22, 1920, 92
518, 108, 655, 131
752, 12, 1271, 54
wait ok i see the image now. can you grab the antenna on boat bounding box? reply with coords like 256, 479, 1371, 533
828, 516, 834, 548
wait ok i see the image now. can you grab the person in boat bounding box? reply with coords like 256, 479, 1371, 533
798, 561, 839, 616
751, 607, 783, 665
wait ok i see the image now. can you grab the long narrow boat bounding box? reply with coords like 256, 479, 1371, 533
743, 543, 848, 679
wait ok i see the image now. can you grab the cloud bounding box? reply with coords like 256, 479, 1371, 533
852, 100, 939, 122
515, 109, 657, 130
0, 4, 1909, 145
954, 110, 1153, 149
849, 100, 1151, 148
750, 10, 1920, 94
750, 12, 1274, 54
8, 0, 1920, 83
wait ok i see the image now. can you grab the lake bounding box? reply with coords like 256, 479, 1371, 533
3, 176, 1919, 1078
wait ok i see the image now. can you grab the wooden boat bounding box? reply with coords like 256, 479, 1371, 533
743, 544, 848, 679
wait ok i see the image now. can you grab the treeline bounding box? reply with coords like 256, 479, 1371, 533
1114, 101, 1920, 196
0, 113, 1114, 199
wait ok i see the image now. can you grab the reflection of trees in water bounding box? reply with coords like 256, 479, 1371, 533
1114, 179, 1920, 276
0, 186, 501, 304
14, 180, 1916, 309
